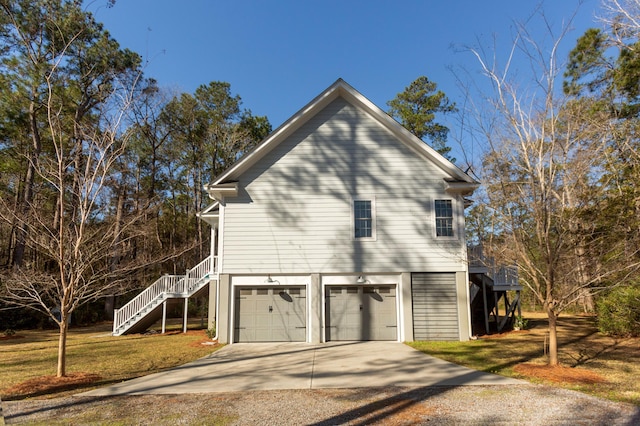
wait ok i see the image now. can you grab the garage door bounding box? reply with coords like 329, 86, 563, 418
325, 285, 397, 341
412, 273, 459, 340
234, 286, 306, 342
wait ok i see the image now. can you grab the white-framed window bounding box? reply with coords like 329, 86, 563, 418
434, 199, 454, 237
353, 198, 376, 240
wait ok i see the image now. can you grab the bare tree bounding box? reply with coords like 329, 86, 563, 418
0, 0, 145, 377
600, 0, 640, 47
466, 7, 640, 365
1, 75, 145, 376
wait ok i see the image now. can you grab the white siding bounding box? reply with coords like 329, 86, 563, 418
221, 97, 468, 274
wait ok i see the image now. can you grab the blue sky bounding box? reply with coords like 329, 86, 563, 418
90, 0, 601, 161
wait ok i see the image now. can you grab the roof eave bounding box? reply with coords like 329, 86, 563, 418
205, 182, 238, 202
445, 181, 481, 196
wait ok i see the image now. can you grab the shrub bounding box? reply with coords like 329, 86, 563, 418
596, 285, 640, 337
513, 316, 528, 330
205, 322, 216, 339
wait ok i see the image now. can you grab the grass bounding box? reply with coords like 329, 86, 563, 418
0, 319, 222, 400
407, 312, 640, 406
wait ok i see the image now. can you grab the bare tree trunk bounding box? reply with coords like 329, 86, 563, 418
547, 310, 559, 366
57, 317, 68, 377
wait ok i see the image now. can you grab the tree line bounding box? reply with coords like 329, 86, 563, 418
0, 0, 271, 375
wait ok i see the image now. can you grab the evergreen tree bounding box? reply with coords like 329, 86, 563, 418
387, 76, 457, 160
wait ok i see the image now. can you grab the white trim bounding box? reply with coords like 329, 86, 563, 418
397, 278, 404, 342
320, 273, 400, 285
214, 276, 220, 341
445, 181, 480, 195
217, 203, 226, 273
230, 275, 310, 286
197, 202, 219, 226
351, 197, 377, 241
205, 182, 238, 202
433, 198, 458, 240
464, 271, 473, 340
307, 280, 313, 343
321, 281, 326, 343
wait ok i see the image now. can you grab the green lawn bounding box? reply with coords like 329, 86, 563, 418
0, 320, 221, 399
408, 312, 640, 405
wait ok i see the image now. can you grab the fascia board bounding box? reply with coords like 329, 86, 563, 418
197, 201, 220, 226
199, 201, 220, 215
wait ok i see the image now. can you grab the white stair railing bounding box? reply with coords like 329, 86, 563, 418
113, 274, 183, 334
113, 255, 216, 335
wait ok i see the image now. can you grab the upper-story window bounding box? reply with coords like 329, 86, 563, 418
435, 199, 454, 237
353, 199, 375, 239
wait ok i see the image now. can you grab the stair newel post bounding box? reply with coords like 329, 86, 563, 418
162, 300, 167, 334
113, 308, 119, 335
183, 297, 189, 333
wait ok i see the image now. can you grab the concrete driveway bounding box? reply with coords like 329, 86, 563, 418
82, 341, 523, 396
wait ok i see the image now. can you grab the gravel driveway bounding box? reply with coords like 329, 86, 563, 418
4, 385, 639, 425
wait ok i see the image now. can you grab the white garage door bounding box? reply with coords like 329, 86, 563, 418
325, 285, 397, 341
234, 286, 306, 342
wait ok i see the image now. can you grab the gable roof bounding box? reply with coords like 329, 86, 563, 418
206, 79, 478, 197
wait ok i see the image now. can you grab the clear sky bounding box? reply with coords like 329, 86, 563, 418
89, 0, 602, 160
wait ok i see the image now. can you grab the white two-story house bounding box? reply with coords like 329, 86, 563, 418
199, 79, 479, 344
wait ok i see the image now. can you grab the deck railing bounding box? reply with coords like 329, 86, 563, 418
492, 265, 519, 287
113, 255, 217, 335
468, 245, 519, 287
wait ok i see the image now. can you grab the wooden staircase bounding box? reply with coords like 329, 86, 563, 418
112, 256, 216, 336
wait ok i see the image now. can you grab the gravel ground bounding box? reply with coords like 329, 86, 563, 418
3, 385, 639, 425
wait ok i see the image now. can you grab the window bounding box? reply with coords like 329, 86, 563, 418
353, 199, 374, 239
435, 199, 454, 237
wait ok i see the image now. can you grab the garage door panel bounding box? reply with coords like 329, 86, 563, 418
412, 273, 459, 341
325, 285, 397, 341
234, 286, 306, 342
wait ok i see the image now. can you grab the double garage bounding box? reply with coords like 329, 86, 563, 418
232, 273, 460, 343
233, 284, 397, 343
